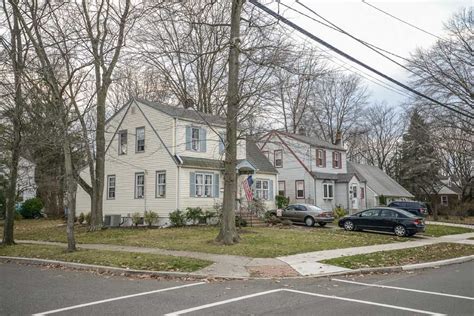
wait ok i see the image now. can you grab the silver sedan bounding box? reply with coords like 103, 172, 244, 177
279, 203, 335, 227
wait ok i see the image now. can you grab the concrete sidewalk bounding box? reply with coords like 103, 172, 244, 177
15, 230, 474, 278
425, 220, 473, 228
278, 232, 474, 276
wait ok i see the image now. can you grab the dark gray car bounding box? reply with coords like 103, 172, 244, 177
279, 203, 335, 227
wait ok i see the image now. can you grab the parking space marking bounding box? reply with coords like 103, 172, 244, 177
32, 282, 206, 316
332, 278, 474, 301
165, 288, 445, 316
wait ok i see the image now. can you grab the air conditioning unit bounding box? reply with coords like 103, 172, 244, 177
104, 215, 122, 227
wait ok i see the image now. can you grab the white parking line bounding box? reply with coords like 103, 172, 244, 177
332, 278, 474, 301
164, 289, 282, 316
165, 288, 445, 316
32, 282, 206, 316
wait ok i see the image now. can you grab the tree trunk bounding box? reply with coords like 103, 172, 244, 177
216, 0, 244, 245
3, 1, 23, 246
63, 138, 76, 251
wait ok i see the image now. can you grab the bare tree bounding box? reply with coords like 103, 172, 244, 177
306, 72, 369, 144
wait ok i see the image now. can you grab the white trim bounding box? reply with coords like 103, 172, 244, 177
33, 282, 206, 315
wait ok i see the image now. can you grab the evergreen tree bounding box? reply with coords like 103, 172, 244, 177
399, 110, 441, 218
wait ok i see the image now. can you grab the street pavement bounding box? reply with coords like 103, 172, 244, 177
1, 260, 473, 315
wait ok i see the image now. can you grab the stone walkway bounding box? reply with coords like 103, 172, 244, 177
15, 230, 474, 278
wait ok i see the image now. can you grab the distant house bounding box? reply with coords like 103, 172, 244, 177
433, 178, 462, 208
348, 162, 414, 208
258, 130, 413, 213
75, 99, 277, 225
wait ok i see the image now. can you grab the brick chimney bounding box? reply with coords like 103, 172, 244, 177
298, 126, 306, 136
335, 130, 343, 147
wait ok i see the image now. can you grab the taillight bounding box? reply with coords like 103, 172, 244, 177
413, 219, 421, 225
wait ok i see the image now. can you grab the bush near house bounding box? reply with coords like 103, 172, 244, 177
19, 198, 43, 219
169, 210, 186, 227
333, 205, 346, 219
275, 195, 290, 209
144, 211, 159, 227
185, 207, 203, 225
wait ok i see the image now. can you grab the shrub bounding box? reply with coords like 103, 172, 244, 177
14, 211, 22, 221
19, 198, 43, 219
251, 199, 267, 218
275, 195, 290, 209
262, 210, 280, 225
235, 215, 247, 227
78, 213, 85, 225
131, 212, 142, 227
378, 195, 387, 205
144, 210, 159, 227
212, 202, 223, 225
185, 207, 204, 225
85, 212, 92, 225
202, 210, 217, 225
333, 205, 347, 219
169, 209, 186, 227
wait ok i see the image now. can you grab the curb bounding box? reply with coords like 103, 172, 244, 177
0, 256, 247, 281
2, 254, 473, 281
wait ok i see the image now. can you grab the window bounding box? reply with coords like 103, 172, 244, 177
360, 209, 379, 217
360, 187, 365, 199
351, 185, 358, 198
136, 127, 145, 152
191, 127, 200, 151
333, 151, 342, 169
278, 181, 286, 196
295, 180, 305, 199
107, 175, 116, 199
380, 209, 397, 218
118, 130, 127, 155
135, 172, 145, 199
255, 179, 270, 200
323, 183, 334, 199
156, 171, 166, 198
274, 150, 283, 168
316, 149, 325, 167
195, 173, 213, 197
441, 195, 448, 206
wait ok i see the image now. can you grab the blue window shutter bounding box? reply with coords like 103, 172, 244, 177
269, 180, 274, 200
214, 173, 220, 198
190, 172, 196, 197
219, 132, 225, 154
200, 128, 207, 152
185, 126, 191, 150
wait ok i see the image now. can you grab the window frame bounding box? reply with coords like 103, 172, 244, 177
191, 127, 201, 151
135, 127, 145, 153
155, 171, 166, 198
278, 180, 286, 196
134, 172, 145, 199
274, 149, 283, 168
106, 175, 116, 200
316, 149, 325, 167
440, 195, 448, 206
333, 151, 342, 169
323, 182, 334, 199
118, 130, 128, 155
255, 179, 270, 200
360, 187, 365, 199
295, 180, 305, 199
195, 172, 213, 198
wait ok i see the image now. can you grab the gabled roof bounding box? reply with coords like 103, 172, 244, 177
310, 171, 365, 183
276, 131, 345, 151
348, 162, 414, 198
136, 98, 226, 127
246, 139, 278, 174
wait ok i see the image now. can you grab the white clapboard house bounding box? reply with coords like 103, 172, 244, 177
76, 99, 277, 226
258, 130, 413, 213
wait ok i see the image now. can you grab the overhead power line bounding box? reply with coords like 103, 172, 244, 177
361, 0, 443, 40
249, 0, 474, 119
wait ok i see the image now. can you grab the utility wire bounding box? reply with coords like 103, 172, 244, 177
249, 0, 474, 119
361, 0, 443, 40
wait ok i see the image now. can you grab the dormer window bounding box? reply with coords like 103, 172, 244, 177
191, 127, 200, 151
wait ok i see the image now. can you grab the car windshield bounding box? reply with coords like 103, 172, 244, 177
306, 205, 323, 212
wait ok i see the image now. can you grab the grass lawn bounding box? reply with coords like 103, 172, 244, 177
1, 220, 471, 258
321, 243, 474, 269
422, 225, 473, 237
0, 243, 211, 272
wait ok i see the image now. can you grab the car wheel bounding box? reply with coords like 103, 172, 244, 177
304, 217, 315, 227
394, 225, 407, 237
318, 222, 327, 227
343, 220, 355, 231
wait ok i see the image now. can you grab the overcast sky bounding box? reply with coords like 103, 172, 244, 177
265, 0, 471, 106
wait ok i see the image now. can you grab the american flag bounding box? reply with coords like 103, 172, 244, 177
242, 175, 254, 201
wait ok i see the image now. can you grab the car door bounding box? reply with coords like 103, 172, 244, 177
293, 205, 307, 223
281, 205, 296, 221
378, 209, 398, 231
357, 209, 380, 229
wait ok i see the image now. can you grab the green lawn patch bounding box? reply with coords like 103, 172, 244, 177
322, 243, 474, 269
0, 244, 211, 272
422, 224, 473, 237
1, 220, 413, 258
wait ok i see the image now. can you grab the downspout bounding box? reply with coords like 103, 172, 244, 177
174, 117, 180, 211
346, 183, 350, 214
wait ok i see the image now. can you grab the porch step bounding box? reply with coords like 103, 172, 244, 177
237, 213, 266, 227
